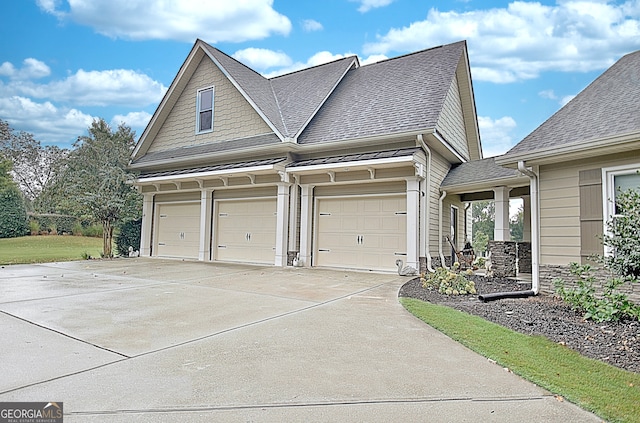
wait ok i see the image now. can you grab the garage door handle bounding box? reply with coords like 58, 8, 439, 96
319, 249, 330, 252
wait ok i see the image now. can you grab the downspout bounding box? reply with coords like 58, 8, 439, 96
417, 134, 435, 272
439, 190, 448, 269
478, 161, 539, 301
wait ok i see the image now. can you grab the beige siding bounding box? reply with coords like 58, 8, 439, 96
436, 77, 470, 160
428, 152, 452, 260
148, 56, 273, 153
539, 153, 640, 265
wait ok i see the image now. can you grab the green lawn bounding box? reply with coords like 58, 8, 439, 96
401, 297, 640, 423
0, 235, 105, 265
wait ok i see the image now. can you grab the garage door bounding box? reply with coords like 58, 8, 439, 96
214, 198, 277, 264
315, 195, 406, 271
155, 202, 201, 259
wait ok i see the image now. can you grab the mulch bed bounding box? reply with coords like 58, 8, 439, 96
399, 275, 640, 374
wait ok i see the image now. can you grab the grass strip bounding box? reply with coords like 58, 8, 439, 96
400, 297, 640, 423
0, 235, 104, 265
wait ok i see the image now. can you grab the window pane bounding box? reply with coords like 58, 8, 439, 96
199, 110, 212, 131
200, 89, 213, 110
614, 172, 640, 194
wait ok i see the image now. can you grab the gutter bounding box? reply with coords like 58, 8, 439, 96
417, 134, 435, 272
478, 160, 539, 301
439, 190, 448, 269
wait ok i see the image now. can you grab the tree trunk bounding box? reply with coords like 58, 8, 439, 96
102, 221, 113, 258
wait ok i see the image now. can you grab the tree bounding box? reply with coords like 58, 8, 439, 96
0, 158, 29, 238
0, 119, 67, 206
510, 204, 524, 242
57, 119, 141, 257
472, 200, 494, 253
603, 188, 640, 282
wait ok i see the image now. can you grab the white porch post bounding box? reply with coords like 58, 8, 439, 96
522, 195, 531, 242
406, 178, 420, 270
493, 186, 511, 241
199, 189, 213, 261
299, 184, 314, 267
274, 182, 291, 266
140, 193, 154, 257
288, 183, 299, 253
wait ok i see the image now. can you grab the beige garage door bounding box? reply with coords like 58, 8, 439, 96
214, 198, 277, 264
155, 202, 201, 259
315, 195, 406, 271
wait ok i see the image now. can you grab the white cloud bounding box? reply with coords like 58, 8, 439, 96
560, 94, 576, 106
538, 89, 558, 100
232, 48, 293, 71
351, 0, 396, 13
0, 96, 95, 145
478, 115, 517, 157
360, 54, 388, 66
0, 65, 166, 107
302, 19, 323, 32
363, 1, 640, 83
262, 51, 353, 78
38, 0, 292, 43
0, 58, 51, 80
111, 111, 152, 131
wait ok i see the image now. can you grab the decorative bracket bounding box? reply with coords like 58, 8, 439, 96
172, 181, 182, 190
367, 168, 376, 180
247, 174, 256, 185
278, 171, 289, 183
219, 176, 228, 186
327, 171, 335, 183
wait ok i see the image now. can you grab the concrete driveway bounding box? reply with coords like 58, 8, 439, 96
0, 259, 599, 422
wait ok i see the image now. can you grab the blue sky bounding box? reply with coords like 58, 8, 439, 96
2, 0, 639, 157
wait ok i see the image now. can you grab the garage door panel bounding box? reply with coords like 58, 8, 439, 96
315, 195, 406, 272
155, 203, 201, 259
214, 199, 276, 264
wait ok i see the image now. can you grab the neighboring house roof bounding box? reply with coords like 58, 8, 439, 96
298, 42, 468, 146
441, 157, 527, 194
497, 49, 640, 166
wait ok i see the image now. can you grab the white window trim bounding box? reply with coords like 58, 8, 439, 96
196, 86, 214, 134
602, 163, 640, 255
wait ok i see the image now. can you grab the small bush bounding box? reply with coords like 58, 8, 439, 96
554, 263, 640, 322
115, 218, 141, 257
30, 214, 78, 235
0, 186, 29, 238
29, 220, 41, 235
81, 223, 103, 238
421, 264, 476, 295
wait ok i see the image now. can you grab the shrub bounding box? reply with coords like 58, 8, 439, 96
80, 223, 103, 238
554, 263, 640, 322
115, 218, 141, 257
30, 214, 78, 235
0, 186, 29, 238
421, 264, 476, 295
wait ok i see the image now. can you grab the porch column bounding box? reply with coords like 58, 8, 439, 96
406, 178, 420, 270
522, 195, 531, 242
274, 182, 291, 267
140, 193, 154, 257
299, 184, 314, 267
288, 183, 299, 255
494, 186, 511, 241
198, 189, 213, 261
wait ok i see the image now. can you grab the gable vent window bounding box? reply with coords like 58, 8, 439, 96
197, 86, 214, 133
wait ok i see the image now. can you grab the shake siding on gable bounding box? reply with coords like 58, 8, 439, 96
148, 57, 273, 154
437, 77, 470, 160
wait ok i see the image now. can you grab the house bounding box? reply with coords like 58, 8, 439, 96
493, 49, 640, 297
130, 39, 482, 273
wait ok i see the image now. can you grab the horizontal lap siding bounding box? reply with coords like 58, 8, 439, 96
436, 77, 470, 161
430, 153, 453, 258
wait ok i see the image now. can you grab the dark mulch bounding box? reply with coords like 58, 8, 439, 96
399, 275, 640, 374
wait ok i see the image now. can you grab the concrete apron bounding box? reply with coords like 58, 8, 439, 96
0, 259, 599, 422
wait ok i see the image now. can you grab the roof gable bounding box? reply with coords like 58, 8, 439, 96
499, 49, 640, 164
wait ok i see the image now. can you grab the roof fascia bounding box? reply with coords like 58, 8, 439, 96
202, 46, 285, 141
132, 41, 204, 160
456, 43, 483, 161
287, 155, 416, 175
442, 175, 530, 195
291, 56, 359, 141
496, 131, 640, 167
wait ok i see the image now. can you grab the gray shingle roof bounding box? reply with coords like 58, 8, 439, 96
288, 147, 420, 168
441, 157, 521, 188
298, 42, 466, 144
131, 133, 281, 165
138, 157, 287, 179
501, 49, 640, 161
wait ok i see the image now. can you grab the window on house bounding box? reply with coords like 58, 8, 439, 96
197, 87, 214, 133
602, 164, 640, 254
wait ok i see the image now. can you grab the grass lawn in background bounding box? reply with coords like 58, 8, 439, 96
0, 235, 105, 265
